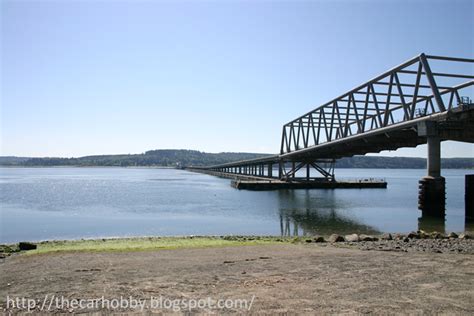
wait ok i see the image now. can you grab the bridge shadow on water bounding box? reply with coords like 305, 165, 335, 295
276, 190, 381, 237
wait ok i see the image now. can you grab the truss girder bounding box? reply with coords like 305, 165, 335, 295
280, 54, 474, 154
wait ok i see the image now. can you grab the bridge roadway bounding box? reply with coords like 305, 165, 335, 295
189, 53, 474, 216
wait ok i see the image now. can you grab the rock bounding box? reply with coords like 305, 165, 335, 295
345, 234, 359, 242
402, 237, 410, 243
313, 236, 325, 243
407, 231, 420, 239
359, 234, 376, 242
448, 232, 458, 238
18, 242, 37, 251
328, 234, 345, 243
381, 233, 392, 240
459, 233, 472, 240
305, 239, 312, 243
419, 231, 430, 239
430, 232, 444, 239
393, 234, 405, 240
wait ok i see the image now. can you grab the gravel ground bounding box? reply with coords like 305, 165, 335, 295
1, 242, 473, 314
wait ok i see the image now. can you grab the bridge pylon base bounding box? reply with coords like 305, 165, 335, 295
466, 175, 474, 223
418, 176, 446, 218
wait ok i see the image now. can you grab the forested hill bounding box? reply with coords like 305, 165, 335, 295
0, 150, 271, 167
0, 149, 473, 169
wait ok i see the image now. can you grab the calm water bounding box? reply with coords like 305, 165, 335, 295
0, 167, 472, 243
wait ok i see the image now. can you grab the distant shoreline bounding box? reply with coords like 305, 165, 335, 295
0, 165, 177, 169
1, 150, 473, 169
1, 165, 473, 170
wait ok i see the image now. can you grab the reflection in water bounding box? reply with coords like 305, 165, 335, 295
278, 190, 380, 236
418, 215, 446, 233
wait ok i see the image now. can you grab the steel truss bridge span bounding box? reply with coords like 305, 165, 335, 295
192, 53, 474, 184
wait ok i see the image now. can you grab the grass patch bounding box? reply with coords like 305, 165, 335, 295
23, 236, 296, 255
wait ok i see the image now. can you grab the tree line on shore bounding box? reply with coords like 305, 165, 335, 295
0, 149, 473, 169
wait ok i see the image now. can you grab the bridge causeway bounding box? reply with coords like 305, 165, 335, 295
189, 53, 474, 217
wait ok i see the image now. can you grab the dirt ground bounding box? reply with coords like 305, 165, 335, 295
1, 244, 473, 314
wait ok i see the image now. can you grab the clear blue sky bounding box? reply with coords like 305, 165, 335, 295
1, 0, 473, 158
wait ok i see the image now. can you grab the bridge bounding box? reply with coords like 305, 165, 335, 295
189, 53, 474, 217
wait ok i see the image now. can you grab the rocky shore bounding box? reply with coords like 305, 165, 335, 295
1, 231, 473, 259
305, 231, 474, 254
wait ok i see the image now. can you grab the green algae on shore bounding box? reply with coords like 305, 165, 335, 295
20, 236, 295, 255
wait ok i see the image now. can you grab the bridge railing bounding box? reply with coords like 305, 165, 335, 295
280, 53, 474, 155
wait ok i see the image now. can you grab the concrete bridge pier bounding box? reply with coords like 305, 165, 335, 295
418, 122, 445, 217
466, 175, 474, 222
418, 213, 446, 233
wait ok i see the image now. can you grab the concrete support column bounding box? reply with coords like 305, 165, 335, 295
427, 136, 441, 178
466, 175, 474, 222
417, 121, 445, 217
268, 164, 273, 178
418, 176, 445, 217
306, 164, 310, 181
291, 162, 296, 179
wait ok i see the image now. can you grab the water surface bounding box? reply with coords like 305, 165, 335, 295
0, 167, 472, 243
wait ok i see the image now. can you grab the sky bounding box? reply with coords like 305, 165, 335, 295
1, 0, 473, 158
